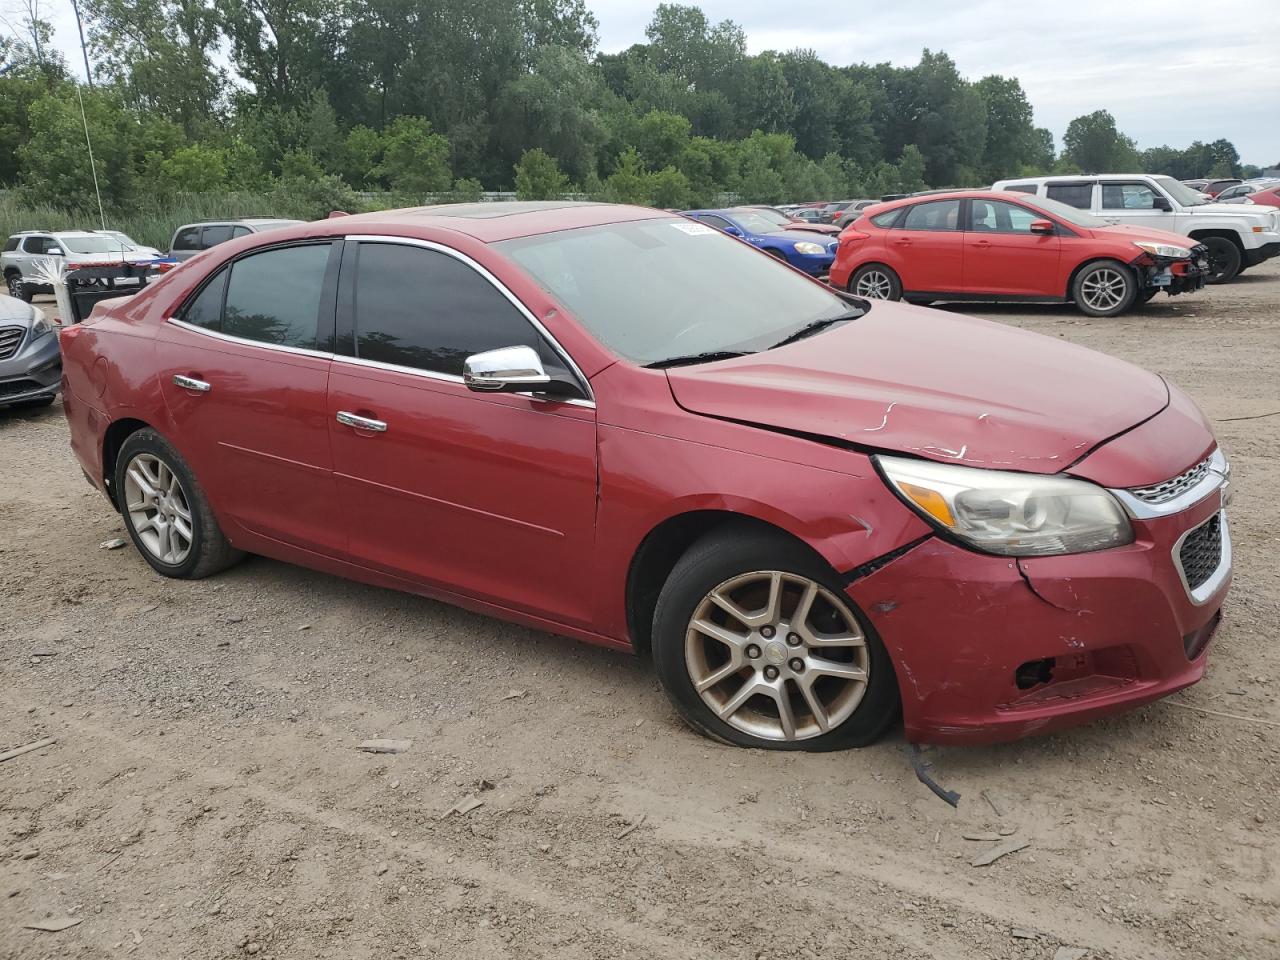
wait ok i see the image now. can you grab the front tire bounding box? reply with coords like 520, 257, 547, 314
114, 428, 243, 579
6, 272, 32, 302
1200, 237, 1241, 284
651, 526, 900, 751
848, 264, 902, 301
1072, 260, 1137, 317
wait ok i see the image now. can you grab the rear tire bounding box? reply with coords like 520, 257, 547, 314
1199, 236, 1242, 284
1072, 260, 1137, 317
5, 271, 32, 302
849, 264, 902, 301
114, 428, 244, 579
651, 525, 900, 751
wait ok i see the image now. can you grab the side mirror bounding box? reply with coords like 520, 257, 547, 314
1152, 196, 1172, 211
723, 226, 744, 238
463, 345, 552, 393
1029, 219, 1055, 235
48, 246, 65, 256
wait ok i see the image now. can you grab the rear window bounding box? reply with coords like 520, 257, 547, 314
1045, 183, 1094, 209
1002, 183, 1038, 194
201, 225, 234, 247
900, 199, 961, 231
2, 236, 18, 252
173, 226, 201, 250
870, 210, 900, 227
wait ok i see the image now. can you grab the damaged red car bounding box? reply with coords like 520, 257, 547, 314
59, 202, 1232, 749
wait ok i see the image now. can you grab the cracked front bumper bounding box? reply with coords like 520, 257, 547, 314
847, 482, 1229, 745
0, 329, 61, 406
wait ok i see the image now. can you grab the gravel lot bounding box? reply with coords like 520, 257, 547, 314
3, 264, 1278, 960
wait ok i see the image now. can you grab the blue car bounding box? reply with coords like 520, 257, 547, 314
681, 207, 839, 277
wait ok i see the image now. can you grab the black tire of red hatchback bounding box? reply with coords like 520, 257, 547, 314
1135, 288, 1159, 306
651, 525, 900, 751
114, 428, 244, 579
1200, 237, 1241, 284
848, 264, 902, 301
1072, 260, 1137, 317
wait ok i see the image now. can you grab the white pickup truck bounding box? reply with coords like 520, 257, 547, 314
991, 173, 1280, 283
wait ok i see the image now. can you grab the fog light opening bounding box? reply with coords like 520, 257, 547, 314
1015, 657, 1055, 690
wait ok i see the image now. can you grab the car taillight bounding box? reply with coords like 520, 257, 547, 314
839, 230, 869, 247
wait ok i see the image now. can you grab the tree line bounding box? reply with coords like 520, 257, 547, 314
0, 1, 1270, 217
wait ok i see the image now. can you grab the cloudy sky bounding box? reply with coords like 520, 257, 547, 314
32, 0, 1280, 164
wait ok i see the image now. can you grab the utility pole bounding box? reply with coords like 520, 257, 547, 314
68, 0, 92, 88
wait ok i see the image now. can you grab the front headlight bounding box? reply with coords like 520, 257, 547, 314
877, 455, 1134, 556
30, 307, 51, 339
793, 241, 826, 255
1133, 240, 1191, 259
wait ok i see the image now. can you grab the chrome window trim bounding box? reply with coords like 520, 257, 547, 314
1173, 510, 1231, 606
347, 234, 596, 405
331, 352, 596, 409
1108, 448, 1229, 520
165, 316, 334, 360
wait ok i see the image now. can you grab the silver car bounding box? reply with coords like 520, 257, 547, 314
2, 231, 162, 301
0, 296, 60, 409
168, 218, 303, 261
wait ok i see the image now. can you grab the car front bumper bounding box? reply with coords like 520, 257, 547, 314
1243, 240, 1280, 267
0, 329, 61, 406
786, 251, 836, 277
847, 478, 1229, 745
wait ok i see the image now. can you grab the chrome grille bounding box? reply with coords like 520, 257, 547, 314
1178, 514, 1222, 592
0, 325, 24, 361
1129, 457, 1212, 505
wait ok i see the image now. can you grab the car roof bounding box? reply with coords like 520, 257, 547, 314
323, 201, 670, 243
861, 190, 1065, 214
994, 174, 1156, 185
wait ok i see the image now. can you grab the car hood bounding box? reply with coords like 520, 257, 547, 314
789, 223, 841, 235
1087, 224, 1201, 248
0, 293, 37, 326
665, 302, 1169, 474
760, 229, 838, 247
1186, 201, 1278, 222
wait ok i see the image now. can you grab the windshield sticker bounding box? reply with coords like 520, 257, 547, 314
671, 222, 717, 236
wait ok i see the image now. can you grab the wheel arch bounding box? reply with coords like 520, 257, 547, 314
625, 510, 834, 659
1064, 255, 1136, 301
1185, 227, 1245, 253
846, 261, 900, 294
102, 417, 154, 508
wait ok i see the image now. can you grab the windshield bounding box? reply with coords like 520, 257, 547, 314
1018, 194, 1107, 228
497, 218, 856, 366
1154, 177, 1208, 207
60, 236, 137, 254
727, 210, 789, 234
749, 208, 792, 228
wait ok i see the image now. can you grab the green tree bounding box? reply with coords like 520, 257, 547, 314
377, 116, 452, 194
160, 144, 228, 191
1063, 110, 1138, 173
974, 75, 1037, 181
604, 148, 653, 204
514, 148, 568, 200
17, 88, 134, 207
341, 125, 384, 189
633, 109, 692, 170
648, 166, 690, 208
894, 144, 928, 193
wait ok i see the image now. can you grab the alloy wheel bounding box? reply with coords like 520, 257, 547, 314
1080, 268, 1128, 312
6, 274, 20, 298
684, 571, 871, 741
122, 453, 194, 565
854, 270, 893, 299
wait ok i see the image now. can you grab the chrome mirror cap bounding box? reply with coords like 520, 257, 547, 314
463, 345, 551, 392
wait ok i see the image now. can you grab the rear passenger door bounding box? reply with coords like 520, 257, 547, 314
326, 238, 598, 626
170, 226, 203, 260
1044, 182, 1097, 213
155, 240, 345, 554
884, 198, 965, 294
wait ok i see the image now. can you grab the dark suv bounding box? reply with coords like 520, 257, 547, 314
168, 218, 302, 261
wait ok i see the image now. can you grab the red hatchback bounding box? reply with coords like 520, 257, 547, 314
59, 202, 1231, 749
830, 191, 1208, 316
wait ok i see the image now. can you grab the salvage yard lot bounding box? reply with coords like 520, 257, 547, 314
2, 265, 1278, 960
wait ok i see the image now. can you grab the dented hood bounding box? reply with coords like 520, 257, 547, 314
665, 302, 1169, 473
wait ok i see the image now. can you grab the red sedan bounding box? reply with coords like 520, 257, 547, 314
59, 203, 1231, 748
830, 191, 1208, 316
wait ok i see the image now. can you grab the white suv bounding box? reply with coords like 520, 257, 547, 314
2, 230, 161, 301
991, 174, 1280, 283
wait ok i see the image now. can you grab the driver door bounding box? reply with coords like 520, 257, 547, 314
327, 238, 599, 627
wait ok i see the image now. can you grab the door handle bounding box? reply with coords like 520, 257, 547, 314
173, 374, 211, 392
336, 410, 387, 433
892, 238, 913, 245
972, 239, 991, 248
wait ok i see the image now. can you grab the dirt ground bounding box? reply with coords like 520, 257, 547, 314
3, 263, 1278, 960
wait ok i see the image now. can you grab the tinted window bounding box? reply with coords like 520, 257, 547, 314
1003, 183, 1038, 194
970, 199, 1042, 233
353, 243, 561, 378
1046, 183, 1094, 209
181, 271, 227, 331
2, 237, 18, 252
696, 214, 735, 231
202, 225, 234, 247
223, 244, 331, 349
1101, 183, 1160, 210
900, 199, 961, 231
231, 226, 251, 238
173, 226, 201, 250
870, 210, 900, 227
23, 236, 53, 254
